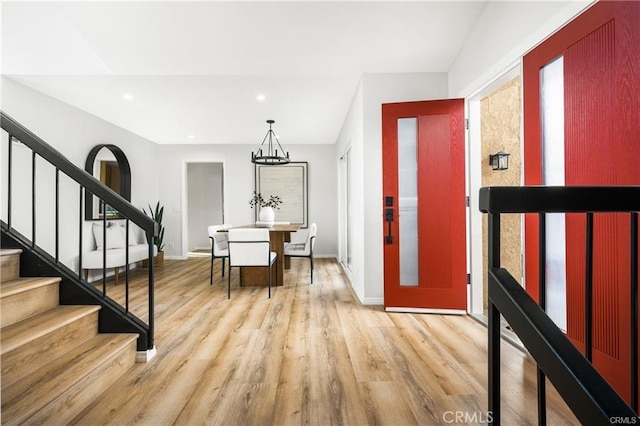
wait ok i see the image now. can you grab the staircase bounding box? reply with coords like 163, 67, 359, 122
0, 249, 138, 425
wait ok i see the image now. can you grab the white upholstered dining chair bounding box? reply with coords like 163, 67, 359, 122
227, 228, 277, 299
284, 223, 317, 283
208, 224, 232, 285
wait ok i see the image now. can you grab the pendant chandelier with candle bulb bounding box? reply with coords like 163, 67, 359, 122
251, 120, 290, 165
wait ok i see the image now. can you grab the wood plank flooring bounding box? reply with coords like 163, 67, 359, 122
72, 257, 578, 425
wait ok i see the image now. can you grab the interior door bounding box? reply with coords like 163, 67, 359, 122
382, 99, 466, 313
523, 1, 640, 406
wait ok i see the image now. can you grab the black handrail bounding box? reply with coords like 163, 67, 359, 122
1, 111, 157, 350
479, 185, 640, 213
480, 186, 639, 424
1, 112, 152, 226
489, 268, 636, 424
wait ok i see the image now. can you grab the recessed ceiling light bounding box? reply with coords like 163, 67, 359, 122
256, 94, 266, 102
188, 135, 195, 140
122, 93, 134, 101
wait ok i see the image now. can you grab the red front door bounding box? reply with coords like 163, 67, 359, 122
523, 1, 640, 406
382, 99, 466, 312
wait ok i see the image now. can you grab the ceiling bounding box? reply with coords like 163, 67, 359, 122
1, 1, 488, 145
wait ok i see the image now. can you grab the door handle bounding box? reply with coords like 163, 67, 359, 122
385, 208, 394, 244
385, 208, 394, 222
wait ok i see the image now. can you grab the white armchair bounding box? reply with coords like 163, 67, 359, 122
284, 223, 317, 283
227, 228, 277, 299
208, 224, 232, 285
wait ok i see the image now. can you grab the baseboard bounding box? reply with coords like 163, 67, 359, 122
312, 254, 337, 259
468, 313, 528, 354
339, 261, 353, 281
187, 251, 210, 258
165, 255, 187, 260
337, 263, 373, 306
136, 345, 157, 363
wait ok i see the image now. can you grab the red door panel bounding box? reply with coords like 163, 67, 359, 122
382, 99, 466, 311
523, 0, 640, 406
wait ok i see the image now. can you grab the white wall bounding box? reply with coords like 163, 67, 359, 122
448, 0, 594, 97
336, 81, 364, 300
187, 162, 223, 251
336, 73, 448, 304
0, 77, 159, 270
157, 143, 338, 259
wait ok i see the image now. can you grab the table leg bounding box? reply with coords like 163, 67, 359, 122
270, 232, 285, 286
284, 232, 291, 269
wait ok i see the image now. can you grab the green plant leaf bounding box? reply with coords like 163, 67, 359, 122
144, 201, 165, 251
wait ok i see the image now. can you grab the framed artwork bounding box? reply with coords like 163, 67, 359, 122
255, 162, 308, 228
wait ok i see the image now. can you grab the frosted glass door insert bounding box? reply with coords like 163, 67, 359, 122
398, 118, 419, 286
541, 56, 567, 331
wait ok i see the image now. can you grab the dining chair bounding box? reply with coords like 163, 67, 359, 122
208, 224, 232, 285
284, 223, 317, 283
227, 228, 277, 299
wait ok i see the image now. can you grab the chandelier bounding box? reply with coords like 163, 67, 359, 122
251, 120, 290, 165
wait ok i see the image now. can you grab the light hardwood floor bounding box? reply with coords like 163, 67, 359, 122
72, 257, 578, 425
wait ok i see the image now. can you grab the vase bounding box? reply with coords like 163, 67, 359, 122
142, 250, 164, 268
259, 206, 275, 223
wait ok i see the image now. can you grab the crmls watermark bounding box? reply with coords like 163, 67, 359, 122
609, 417, 639, 425
442, 411, 494, 424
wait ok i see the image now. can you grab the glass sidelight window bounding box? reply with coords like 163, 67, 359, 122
541, 56, 567, 331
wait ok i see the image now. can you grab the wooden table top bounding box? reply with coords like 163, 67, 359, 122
221, 224, 302, 232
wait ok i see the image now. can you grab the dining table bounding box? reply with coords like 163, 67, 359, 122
222, 223, 302, 286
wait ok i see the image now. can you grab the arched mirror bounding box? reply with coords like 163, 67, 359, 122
84, 144, 131, 220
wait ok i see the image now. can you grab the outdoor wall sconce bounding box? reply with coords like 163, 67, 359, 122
489, 151, 510, 171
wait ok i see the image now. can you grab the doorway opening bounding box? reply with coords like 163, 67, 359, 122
467, 65, 523, 317
184, 162, 225, 258
339, 146, 353, 276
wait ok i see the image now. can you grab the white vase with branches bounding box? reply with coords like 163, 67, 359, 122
249, 191, 283, 225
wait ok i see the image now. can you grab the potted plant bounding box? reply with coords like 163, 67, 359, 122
143, 201, 165, 267
249, 191, 283, 224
